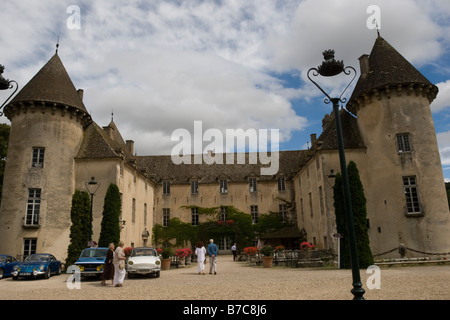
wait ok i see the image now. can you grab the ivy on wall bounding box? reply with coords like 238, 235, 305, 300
152, 205, 293, 250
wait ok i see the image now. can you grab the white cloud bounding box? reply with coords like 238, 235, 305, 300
437, 131, 450, 166
266, 0, 444, 73
1, 0, 450, 159
431, 80, 450, 113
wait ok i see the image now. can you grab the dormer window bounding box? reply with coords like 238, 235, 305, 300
219, 179, 228, 194
191, 180, 199, 194
249, 178, 257, 193
32, 147, 45, 168
277, 177, 286, 191
162, 181, 171, 195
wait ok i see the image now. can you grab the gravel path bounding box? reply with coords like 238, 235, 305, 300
1, 255, 449, 300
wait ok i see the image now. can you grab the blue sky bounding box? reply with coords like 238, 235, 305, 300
0, 0, 449, 181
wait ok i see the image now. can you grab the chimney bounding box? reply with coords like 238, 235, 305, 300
102, 125, 115, 140
77, 89, 84, 101
310, 133, 317, 146
126, 140, 134, 155
358, 54, 370, 80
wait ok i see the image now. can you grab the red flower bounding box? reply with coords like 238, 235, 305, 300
300, 242, 315, 250
175, 248, 192, 258
243, 247, 258, 256
124, 247, 134, 256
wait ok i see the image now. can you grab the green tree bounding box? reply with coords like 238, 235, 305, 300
98, 183, 121, 247
333, 172, 350, 268
65, 190, 91, 267
333, 161, 373, 269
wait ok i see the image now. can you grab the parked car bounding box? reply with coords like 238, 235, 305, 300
126, 247, 161, 278
12, 253, 61, 280
74, 247, 108, 277
0, 255, 20, 279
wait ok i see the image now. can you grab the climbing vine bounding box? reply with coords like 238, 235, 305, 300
152, 205, 294, 250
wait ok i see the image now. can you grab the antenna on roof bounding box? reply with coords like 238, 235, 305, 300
111, 110, 114, 122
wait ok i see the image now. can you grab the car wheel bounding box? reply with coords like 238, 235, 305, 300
0, 268, 4, 279
44, 268, 51, 279
155, 271, 160, 278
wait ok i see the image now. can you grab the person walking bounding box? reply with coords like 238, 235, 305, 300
195, 241, 206, 275
207, 239, 218, 275
231, 243, 237, 261
100, 243, 115, 285
113, 241, 126, 287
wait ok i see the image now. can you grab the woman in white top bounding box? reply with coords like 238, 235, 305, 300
194, 241, 206, 275
113, 241, 126, 287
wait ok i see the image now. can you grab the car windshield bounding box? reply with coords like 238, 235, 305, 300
0, 256, 6, 263
131, 248, 156, 257
80, 248, 108, 258
25, 254, 50, 262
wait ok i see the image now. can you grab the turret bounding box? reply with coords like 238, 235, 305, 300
0, 52, 91, 259
347, 36, 449, 257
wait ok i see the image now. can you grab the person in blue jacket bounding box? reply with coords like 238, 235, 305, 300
207, 239, 218, 275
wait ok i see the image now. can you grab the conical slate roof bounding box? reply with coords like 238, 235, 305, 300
316, 109, 366, 151
9, 53, 87, 112
347, 36, 438, 114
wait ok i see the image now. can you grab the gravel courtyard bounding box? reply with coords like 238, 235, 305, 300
1, 255, 449, 300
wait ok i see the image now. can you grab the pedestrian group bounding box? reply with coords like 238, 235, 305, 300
100, 238, 233, 286
100, 240, 126, 287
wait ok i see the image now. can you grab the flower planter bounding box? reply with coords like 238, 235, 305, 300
161, 258, 171, 270
262, 256, 273, 268
297, 250, 323, 268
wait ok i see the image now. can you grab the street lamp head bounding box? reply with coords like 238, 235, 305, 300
85, 176, 100, 195
307, 49, 356, 104
317, 50, 344, 77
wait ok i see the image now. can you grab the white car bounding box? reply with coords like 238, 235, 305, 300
126, 247, 161, 278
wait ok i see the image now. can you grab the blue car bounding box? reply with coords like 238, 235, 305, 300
12, 253, 61, 280
74, 247, 108, 277
0, 255, 20, 279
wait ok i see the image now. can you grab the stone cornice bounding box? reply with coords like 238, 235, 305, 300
347, 83, 438, 114
4, 100, 92, 128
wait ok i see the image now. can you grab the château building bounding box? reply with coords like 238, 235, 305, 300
0, 35, 448, 261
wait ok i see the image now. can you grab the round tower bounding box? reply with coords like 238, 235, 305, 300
347, 36, 450, 257
0, 53, 91, 260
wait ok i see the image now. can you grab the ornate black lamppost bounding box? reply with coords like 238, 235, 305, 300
307, 50, 365, 300
0, 65, 18, 116
85, 177, 100, 245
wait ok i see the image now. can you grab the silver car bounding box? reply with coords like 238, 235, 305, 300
126, 247, 161, 278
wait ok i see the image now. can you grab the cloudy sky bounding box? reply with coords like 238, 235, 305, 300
1, 0, 450, 181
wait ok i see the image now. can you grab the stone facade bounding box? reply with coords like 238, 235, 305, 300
0, 36, 448, 262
